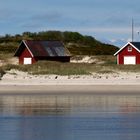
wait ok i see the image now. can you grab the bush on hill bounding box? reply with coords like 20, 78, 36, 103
0, 31, 119, 55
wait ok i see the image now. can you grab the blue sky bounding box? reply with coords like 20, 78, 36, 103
1, 0, 140, 46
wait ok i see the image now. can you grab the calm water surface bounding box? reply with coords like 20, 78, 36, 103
0, 93, 140, 140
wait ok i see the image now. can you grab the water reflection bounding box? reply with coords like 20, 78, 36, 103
0, 94, 139, 140
0, 95, 140, 116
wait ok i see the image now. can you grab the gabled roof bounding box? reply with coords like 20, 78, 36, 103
14, 40, 71, 57
130, 42, 140, 50
114, 42, 140, 56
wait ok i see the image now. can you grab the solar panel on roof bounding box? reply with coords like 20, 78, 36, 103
44, 47, 55, 56
54, 47, 66, 56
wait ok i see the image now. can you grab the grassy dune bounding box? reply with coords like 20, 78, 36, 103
0, 54, 140, 78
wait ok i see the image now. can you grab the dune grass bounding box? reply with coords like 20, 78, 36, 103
2, 61, 91, 75
2, 61, 140, 77
0, 55, 140, 78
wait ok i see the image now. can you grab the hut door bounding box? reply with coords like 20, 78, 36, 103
24, 58, 32, 64
124, 56, 136, 65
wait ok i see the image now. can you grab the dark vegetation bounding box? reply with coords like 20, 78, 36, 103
0, 31, 119, 55
0, 31, 120, 77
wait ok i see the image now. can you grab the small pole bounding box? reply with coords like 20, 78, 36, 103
132, 18, 134, 42
137, 31, 139, 42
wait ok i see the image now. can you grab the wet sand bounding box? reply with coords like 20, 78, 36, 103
0, 85, 140, 94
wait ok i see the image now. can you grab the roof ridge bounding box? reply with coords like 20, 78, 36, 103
24, 40, 63, 42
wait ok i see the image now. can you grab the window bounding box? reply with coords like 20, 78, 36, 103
128, 46, 132, 52
24, 58, 32, 64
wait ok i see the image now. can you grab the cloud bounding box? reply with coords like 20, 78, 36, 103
31, 12, 62, 23
56, 27, 132, 34
19, 11, 63, 31
0, 9, 15, 21
20, 22, 42, 28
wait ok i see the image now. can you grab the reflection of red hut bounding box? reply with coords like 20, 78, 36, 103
120, 104, 137, 113
14, 40, 71, 64
20, 104, 33, 116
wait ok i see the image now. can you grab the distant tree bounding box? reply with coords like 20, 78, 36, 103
63, 31, 84, 42
0, 30, 119, 55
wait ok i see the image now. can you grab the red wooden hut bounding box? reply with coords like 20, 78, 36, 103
114, 42, 140, 65
14, 40, 71, 64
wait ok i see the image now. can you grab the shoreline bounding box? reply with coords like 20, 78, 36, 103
0, 69, 140, 94
0, 85, 139, 94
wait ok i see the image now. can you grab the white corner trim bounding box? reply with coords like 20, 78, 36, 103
117, 54, 119, 65
22, 40, 34, 57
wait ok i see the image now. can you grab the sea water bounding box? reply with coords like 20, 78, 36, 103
0, 94, 139, 140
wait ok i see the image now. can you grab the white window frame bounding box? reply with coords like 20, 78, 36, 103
128, 46, 132, 52
23, 57, 32, 64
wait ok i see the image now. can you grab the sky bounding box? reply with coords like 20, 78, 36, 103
0, 0, 140, 46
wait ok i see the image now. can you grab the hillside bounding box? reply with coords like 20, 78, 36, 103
0, 31, 119, 55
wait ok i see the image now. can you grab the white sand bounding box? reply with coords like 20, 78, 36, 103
1, 69, 140, 86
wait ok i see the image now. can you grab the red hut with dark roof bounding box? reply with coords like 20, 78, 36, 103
14, 40, 71, 64
114, 42, 140, 65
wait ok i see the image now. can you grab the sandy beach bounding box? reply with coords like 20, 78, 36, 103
0, 69, 140, 93
1, 69, 140, 86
